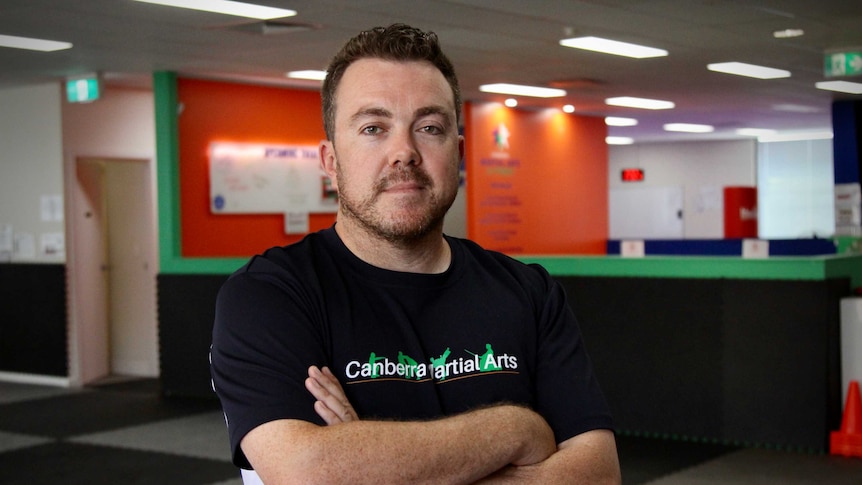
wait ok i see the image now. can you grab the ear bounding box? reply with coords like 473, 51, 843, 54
319, 140, 339, 192
458, 134, 465, 162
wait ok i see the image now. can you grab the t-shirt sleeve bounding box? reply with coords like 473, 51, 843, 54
529, 265, 614, 443
210, 265, 327, 469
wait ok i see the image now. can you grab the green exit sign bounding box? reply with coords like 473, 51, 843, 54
825, 51, 862, 77
66, 77, 100, 103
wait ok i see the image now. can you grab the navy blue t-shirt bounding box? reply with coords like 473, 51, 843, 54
210, 226, 613, 468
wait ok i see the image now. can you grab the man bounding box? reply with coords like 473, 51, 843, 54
211, 24, 620, 484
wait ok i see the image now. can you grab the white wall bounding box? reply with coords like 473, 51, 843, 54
609, 139, 757, 239
0, 83, 65, 263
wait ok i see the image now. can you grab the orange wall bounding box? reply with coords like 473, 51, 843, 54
178, 78, 334, 257
178, 79, 608, 257
465, 102, 608, 254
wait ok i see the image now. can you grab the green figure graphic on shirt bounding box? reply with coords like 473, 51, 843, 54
368, 352, 385, 378
468, 343, 502, 372
398, 351, 421, 380
430, 347, 451, 380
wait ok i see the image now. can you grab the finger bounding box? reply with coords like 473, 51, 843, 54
319, 368, 359, 421
306, 377, 344, 425
314, 399, 344, 425
306, 367, 358, 422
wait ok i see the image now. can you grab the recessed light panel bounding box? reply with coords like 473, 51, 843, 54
606, 96, 674, 110
708, 62, 791, 79
816, 81, 862, 95
664, 123, 714, 133
286, 70, 326, 81
758, 131, 833, 142
736, 128, 777, 137
560, 36, 667, 59
0, 34, 72, 52
480, 83, 566, 98
606, 136, 634, 145
605, 116, 638, 126
133, 0, 296, 19
773, 28, 804, 39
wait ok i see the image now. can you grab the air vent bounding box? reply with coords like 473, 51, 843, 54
213, 20, 320, 35
548, 78, 605, 89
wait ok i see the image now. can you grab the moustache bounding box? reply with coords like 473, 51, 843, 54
375, 167, 434, 192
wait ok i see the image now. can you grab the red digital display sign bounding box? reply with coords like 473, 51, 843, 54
621, 168, 645, 182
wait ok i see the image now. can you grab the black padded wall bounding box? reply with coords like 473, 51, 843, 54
559, 276, 847, 452
0, 264, 67, 376
157, 273, 228, 398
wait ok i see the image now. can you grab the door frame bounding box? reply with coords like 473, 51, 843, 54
67, 156, 158, 386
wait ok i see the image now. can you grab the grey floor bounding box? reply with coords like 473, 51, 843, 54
0, 378, 860, 484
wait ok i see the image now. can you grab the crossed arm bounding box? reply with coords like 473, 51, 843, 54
239, 366, 620, 484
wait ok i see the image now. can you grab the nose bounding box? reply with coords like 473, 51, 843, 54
389, 128, 421, 167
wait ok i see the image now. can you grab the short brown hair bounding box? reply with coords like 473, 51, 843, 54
321, 24, 461, 141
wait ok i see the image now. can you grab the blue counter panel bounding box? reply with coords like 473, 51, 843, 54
607, 238, 837, 256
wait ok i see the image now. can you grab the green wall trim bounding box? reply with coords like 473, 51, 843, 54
154, 71, 182, 273
520, 253, 862, 287
160, 257, 248, 275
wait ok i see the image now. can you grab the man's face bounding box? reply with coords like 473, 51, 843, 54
320, 58, 464, 243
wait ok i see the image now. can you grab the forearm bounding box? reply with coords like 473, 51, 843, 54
243, 404, 556, 484
474, 429, 621, 485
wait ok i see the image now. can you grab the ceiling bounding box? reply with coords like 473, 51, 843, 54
2, 0, 861, 142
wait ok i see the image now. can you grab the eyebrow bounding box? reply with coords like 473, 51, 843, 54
350, 107, 392, 124
349, 105, 452, 125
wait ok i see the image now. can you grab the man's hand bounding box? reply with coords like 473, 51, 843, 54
305, 365, 359, 425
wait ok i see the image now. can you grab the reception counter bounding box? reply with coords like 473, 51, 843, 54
519, 253, 862, 452
157, 252, 862, 452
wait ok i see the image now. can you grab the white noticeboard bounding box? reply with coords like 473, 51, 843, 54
209, 142, 337, 215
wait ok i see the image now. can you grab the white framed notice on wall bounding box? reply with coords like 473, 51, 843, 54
208, 142, 337, 215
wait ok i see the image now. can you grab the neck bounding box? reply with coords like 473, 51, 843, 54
334, 217, 451, 274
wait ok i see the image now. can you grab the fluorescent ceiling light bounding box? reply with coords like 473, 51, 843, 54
606, 96, 674, 110
480, 83, 566, 98
816, 80, 862, 95
773, 28, 804, 39
287, 70, 326, 81
664, 123, 714, 133
708, 62, 790, 79
560, 36, 667, 59
0, 34, 72, 52
132, 0, 296, 19
606, 136, 634, 145
605, 116, 638, 126
736, 128, 777, 137
758, 131, 833, 142
773, 103, 819, 114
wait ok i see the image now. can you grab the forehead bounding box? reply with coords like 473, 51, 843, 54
335, 58, 455, 119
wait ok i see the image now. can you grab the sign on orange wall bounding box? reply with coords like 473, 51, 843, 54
465, 102, 608, 255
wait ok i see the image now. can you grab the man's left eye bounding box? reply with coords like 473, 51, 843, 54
420, 125, 443, 134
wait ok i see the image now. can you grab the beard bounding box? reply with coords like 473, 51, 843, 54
336, 163, 457, 244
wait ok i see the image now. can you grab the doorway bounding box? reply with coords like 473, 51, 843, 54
71, 158, 158, 384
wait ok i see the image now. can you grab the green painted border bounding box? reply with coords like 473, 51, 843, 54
153, 71, 862, 284
521, 253, 862, 288
154, 71, 247, 275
